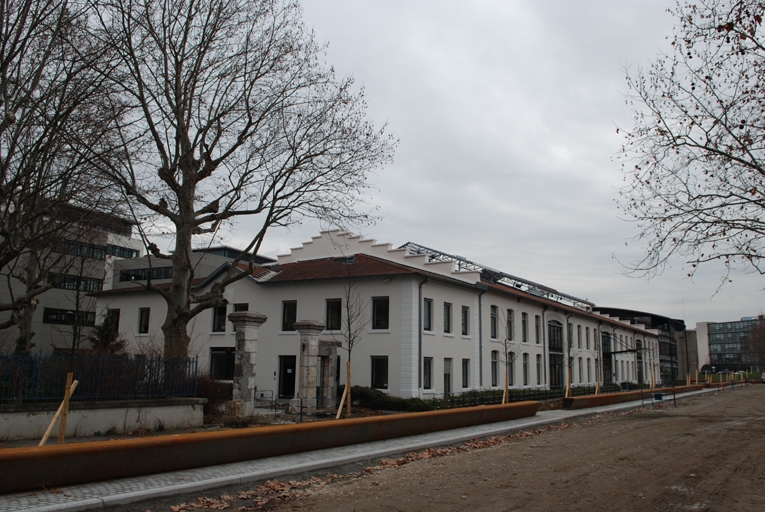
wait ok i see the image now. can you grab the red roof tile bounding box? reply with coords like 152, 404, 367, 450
266, 253, 420, 282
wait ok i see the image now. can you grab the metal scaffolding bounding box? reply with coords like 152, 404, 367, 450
399, 242, 594, 312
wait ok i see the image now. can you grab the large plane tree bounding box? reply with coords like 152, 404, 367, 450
87, 0, 395, 356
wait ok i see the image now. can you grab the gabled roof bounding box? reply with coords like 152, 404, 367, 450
266, 253, 422, 282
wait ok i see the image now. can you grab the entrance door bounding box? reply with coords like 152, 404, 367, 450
278, 355, 296, 398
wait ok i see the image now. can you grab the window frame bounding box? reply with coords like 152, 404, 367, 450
326, 298, 342, 331
212, 304, 227, 333
462, 358, 470, 388
372, 297, 390, 330
443, 302, 452, 334
423, 298, 433, 332
522, 313, 528, 343
138, 307, 150, 334
371, 356, 389, 389
424, 357, 433, 389
209, 347, 235, 380
281, 300, 297, 332
461, 306, 469, 336
490, 305, 498, 339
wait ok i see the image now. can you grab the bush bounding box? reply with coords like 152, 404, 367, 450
196, 373, 232, 419
337, 385, 433, 412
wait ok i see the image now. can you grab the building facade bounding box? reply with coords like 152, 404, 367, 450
0, 211, 144, 353
92, 232, 664, 399
696, 316, 765, 372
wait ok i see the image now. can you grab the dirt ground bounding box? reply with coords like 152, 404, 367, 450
116, 386, 765, 512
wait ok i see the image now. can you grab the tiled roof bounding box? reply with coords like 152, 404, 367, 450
265, 253, 420, 282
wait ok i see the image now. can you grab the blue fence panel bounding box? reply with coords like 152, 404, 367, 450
0, 353, 197, 403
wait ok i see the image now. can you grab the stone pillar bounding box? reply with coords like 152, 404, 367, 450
290, 320, 325, 415
228, 311, 267, 417
319, 339, 341, 409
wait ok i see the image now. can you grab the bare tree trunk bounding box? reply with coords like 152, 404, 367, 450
14, 250, 40, 354
566, 364, 572, 398
162, 223, 194, 357
502, 364, 509, 404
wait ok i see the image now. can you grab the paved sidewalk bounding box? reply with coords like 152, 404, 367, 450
0, 388, 716, 512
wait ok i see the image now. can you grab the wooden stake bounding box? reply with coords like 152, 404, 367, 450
39, 380, 79, 446
346, 362, 352, 417
335, 382, 348, 420
57, 373, 74, 445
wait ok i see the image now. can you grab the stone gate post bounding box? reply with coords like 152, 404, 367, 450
228, 311, 267, 417
291, 320, 325, 415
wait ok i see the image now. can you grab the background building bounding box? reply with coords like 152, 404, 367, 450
696, 316, 765, 372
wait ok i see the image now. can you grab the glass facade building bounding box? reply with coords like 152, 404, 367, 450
707, 317, 765, 372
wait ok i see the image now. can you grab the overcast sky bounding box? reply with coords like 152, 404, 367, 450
228, 0, 764, 328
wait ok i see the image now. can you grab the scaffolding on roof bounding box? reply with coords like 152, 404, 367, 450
399, 241, 594, 312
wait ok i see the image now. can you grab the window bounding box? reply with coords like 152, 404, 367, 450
509, 352, 516, 386
522, 313, 528, 343
47, 273, 104, 292
506, 309, 514, 340
578, 357, 583, 383
443, 303, 452, 333
577, 325, 582, 349
462, 359, 470, 388
138, 308, 150, 334
119, 266, 172, 281
587, 358, 592, 383
461, 306, 469, 336
42, 308, 96, 326
106, 309, 120, 333
282, 301, 297, 331
210, 348, 235, 380
326, 299, 341, 331
535, 315, 541, 344
444, 358, 452, 395
424, 357, 433, 389
491, 351, 499, 387
536, 354, 542, 386
371, 356, 388, 389
490, 306, 498, 339
212, 305, 227, 332
568, 323, 573, 349
523, 353, 529, 386
372, 297, 389, 330
106, 244, 139, 259
586, 327, 590, 350
423, 298, 433, 331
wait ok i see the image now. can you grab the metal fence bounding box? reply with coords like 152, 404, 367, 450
0, 353, 198, 403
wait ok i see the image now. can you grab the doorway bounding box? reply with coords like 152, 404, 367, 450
278, 355, 296, 398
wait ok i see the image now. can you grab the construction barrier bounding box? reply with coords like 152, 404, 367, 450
0, 400, 540, 494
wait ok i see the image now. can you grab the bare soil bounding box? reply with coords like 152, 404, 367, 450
112, 386, 765, 511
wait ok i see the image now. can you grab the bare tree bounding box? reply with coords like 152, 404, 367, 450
332, 257, 368, 419
619, 0, 765, 283
495, 308, 523, 404
86, 0, 395, 357
0, 0, 119, 352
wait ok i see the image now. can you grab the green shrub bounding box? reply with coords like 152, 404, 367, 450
337, 385, 434, 412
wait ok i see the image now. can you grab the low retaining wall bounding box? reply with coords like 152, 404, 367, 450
0, 400, 540, 494
562, 385, 703, 410
0, 398, 207, 440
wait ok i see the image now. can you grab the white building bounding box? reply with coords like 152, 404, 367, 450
93, 232, 663, 398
